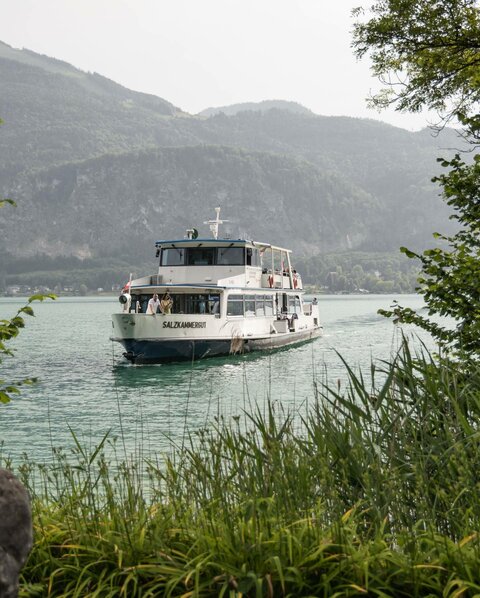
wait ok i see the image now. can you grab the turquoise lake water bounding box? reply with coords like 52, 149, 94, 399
0, 294, 431, 463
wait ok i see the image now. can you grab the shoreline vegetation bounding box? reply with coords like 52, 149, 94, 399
5, 341, 480, 596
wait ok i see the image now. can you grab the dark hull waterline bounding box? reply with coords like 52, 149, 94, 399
114, 328, 322, 364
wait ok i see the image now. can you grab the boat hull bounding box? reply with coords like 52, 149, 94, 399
113, 327, 322, 364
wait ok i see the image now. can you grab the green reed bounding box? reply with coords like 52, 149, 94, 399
12, 340, 480, 596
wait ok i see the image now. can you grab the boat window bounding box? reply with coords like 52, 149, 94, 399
227, 294, 244, 316
265, 295, 274, 316
295, 296, 301, 313
130, 294, 145, 313
161, 247, 185, 266
186, 247, 216, 266
287, 295, 297, 314
186, 294, 208, 313
246, 247, 260, 267
217, 247, 245, 266
287, 295, 301, 314
245, 297, 255, 317
255, 295, 265, 317
171, 293, 220, 314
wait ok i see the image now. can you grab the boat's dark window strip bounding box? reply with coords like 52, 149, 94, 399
130, 292, 276, 317
176, 293, 221, 315
130, 293, 220, 315
160, 247, 251, 267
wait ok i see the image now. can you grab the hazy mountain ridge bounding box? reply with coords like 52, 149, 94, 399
0, 40, 179, 115
0, 42, 461, 268
0, 42, 191, 179
198, 100, 313, 117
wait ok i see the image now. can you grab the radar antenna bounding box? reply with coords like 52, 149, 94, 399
204, 207, 228, 239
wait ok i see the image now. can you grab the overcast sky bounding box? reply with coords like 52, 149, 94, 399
1, 0, 433, 130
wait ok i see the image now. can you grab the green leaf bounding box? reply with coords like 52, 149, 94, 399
4, 386, 20, 394
400, 247, 419, 259
0, 391, 11, 404
0, 198, 16, 208
28, 293, 57, 303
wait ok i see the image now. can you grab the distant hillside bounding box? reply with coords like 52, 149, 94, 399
0, 41, 178, 115
1, 146, 380, 259
0, 41, 192, 177
0, 41, 465, 273
199, 100, 313, 117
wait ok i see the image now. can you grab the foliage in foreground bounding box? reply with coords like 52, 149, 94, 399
352, 0, 480, 127
380, 153, 480, 359
0, 293, 57, 404
10, 343, 480, 596
0, 199, 56, 403
354, 0, 480, 360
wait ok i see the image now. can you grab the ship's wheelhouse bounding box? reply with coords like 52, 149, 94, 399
158, 242, 260, 268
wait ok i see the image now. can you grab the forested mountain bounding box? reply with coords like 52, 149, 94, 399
0, 41, 465, 288
0, 41, 189, 177
2, 145, 380, 260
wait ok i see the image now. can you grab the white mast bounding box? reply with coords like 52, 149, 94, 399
204, 207, 228, 239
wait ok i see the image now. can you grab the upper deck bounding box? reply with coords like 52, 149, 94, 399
131, 238, 303, 290
130, 209, 303, 291
155, 238, 301, 290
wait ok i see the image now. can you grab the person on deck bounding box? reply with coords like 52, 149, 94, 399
147, 293, 160, 314
160, 292, 173, 314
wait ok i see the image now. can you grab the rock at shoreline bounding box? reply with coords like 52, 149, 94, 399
0, 469, 33, 598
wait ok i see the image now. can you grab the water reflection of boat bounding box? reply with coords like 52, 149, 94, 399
111, 208, 322, 364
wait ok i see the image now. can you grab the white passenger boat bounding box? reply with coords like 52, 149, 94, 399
111, 208, 322, 364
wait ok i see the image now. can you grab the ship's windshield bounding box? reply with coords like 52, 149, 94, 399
160, 246, 250, 266
186, 247, 216, 265
217, 247, 245, 265
160, 247, 185, 266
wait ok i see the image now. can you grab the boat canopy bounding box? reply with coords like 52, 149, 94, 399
154, 238, 292, 254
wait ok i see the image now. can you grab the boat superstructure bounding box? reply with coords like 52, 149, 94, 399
111, 208, 322, 364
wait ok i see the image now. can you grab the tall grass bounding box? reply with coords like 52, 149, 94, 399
12, 341, 480, 596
